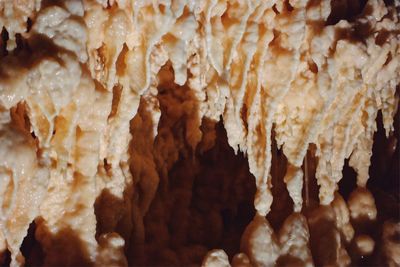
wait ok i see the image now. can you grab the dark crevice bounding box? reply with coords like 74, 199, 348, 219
1, 27, 9, 57
308, 60, 318, 74
272, 4, 280, 14
0, 249, 10, 267
21, 221, 44, 267
137, 117, 256, 266
368, 107, 400, 224
26, 18, 32, 33
108, 85, 122, 120
268, 128, 293, 232
338, 159, 357, 201
368, 110, 399, 202
302, 144, 320, 212
326, 0, 368, 26
284, 0, 294, 12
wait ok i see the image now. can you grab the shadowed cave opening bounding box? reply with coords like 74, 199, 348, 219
133, 120, 257, 266
125, 61, 258, 266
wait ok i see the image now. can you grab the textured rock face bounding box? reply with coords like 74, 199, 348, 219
0, 0, 398, 266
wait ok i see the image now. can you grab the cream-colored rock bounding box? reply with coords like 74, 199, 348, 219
278, 213, 313, 267
202, 249, 231, 267
347, 187, 377, 221
354, 235, 375, 256
33, 4, 88, 62
308, 206, 351, 267
0, 121, 48, 267
331, 193, 354, 243
96, 233, 128, 267
0, 0, 40, 50
241, 214, 280, 267
283, 164, 304, 212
